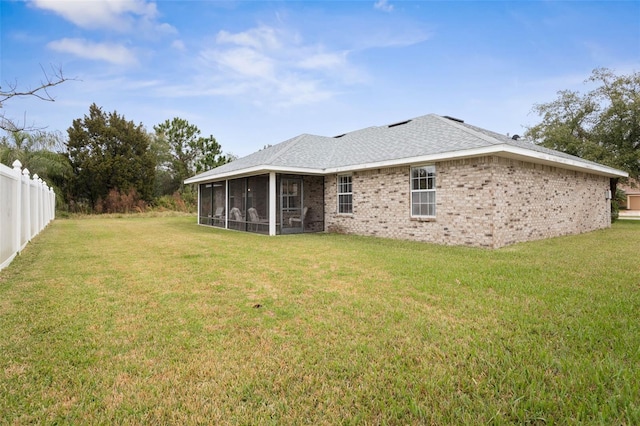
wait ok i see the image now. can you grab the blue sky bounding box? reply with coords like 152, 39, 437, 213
1, 0, 639, 157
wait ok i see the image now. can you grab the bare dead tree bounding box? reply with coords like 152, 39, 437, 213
0, 64, 74, 132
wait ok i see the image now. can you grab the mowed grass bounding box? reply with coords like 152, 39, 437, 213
1, 215, 639, 425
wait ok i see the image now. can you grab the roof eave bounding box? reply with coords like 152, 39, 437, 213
498, 145, 628, 178
184, 165, 326, 185
326, 144, 629, 178
185, 143, 628, 184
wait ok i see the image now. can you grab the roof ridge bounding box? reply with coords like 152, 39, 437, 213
431, 114, 620, 171
324, 134, 348, 170
185, 113, 628, 185
431, 114, 504, 146
263, 134, 310, 165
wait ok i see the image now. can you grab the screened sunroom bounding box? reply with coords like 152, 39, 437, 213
198, 173, 324, 235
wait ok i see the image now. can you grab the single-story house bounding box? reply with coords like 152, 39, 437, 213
619, 179, 640, 217
184, 113, 628, 248
624, 190, 640, 211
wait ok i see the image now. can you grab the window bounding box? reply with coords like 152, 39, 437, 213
411, 165, 436, 217
281, 179, 299, 210
337, 174, 353, 214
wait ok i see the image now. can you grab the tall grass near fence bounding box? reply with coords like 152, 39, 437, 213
1, 215, 639, 424
0, 160, 55, 271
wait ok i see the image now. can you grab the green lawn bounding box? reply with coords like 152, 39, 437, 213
1, 214, 639, 425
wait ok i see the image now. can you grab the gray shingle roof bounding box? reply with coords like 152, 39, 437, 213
185, 113, 626, 183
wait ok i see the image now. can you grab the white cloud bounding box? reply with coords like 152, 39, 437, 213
47, 38, 138, 66
155, 22, 178, 36
374, 0, 394, 12
297, 52, 348, 70
190, 25, 364, 108
30, 0, 174, 34
208, 47, 276, 79
356, 28, 430, 50
153, 19, 425, 110
216, 26, 284, 51
171, 40, 186, 51
273, 76, 335, 107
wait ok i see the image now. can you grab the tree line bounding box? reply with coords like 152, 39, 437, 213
1, 67, 639, 216
525, 68, 639, 219
1, 103, 229, 213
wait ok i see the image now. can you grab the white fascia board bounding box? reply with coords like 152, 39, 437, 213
497, 145, 628, 177
184, 165, 325, 185
325, 144, 628, 178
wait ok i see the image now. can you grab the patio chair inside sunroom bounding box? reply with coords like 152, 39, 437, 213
198, 174, 323, 235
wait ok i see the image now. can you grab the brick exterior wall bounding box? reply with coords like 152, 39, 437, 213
324, 156, 611, 248
490, 157, 610, 247
302, 175, 325, 232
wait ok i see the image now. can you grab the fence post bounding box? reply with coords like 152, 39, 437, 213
42, 180, 48, 226
22, 168, 31, 246
11, 161, 22, 256
32, 174, 40, 236
45, 184, 52, 225
38, 177, 45, 232
50, 187, 56, 221
39, 178, 46, 231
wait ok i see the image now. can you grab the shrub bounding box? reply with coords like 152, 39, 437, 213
101, 188, 147, 214
611, 188, 626, 222
153, 191, 196, 213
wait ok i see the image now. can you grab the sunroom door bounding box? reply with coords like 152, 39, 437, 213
280, 177, 303, 234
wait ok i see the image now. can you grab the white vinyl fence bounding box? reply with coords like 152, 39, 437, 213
0, 160, 56, 271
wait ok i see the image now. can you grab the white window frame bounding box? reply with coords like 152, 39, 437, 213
337, 174, 353, 214
410, 165, 436, 218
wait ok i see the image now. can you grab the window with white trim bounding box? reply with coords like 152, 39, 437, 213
411, 165, 436, 217
337, 174, 353, 214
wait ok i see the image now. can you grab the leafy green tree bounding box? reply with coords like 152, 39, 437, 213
0, 130, 72, 207
526, 68, 639, 178
66, 104, 155, 211
153, 117, 227, 194
147, 130, 174, 197
525, 68, 639, 220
